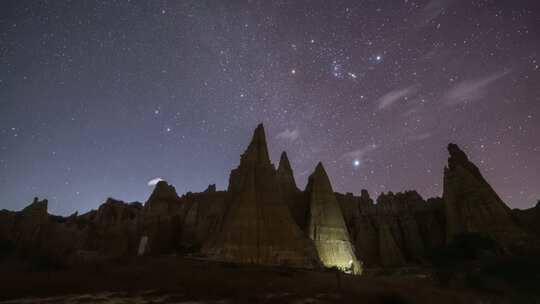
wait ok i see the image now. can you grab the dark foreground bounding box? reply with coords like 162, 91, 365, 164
0, 256, 536, 304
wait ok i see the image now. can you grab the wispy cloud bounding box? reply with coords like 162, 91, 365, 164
342, 144, 378, 160
408, 132, 432, 142
417, 0, 457, 27
444, 71, 510, 106
276, 128, 300, 142
147, 177, 164, 187
377, 86, 417, 110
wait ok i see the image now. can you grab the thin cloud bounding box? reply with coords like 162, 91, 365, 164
342, 144, 378, 160
276, 128, 300, 142
409, 132, 432, 141
417, 0, 457, 27
444, 71, 510, 106
377, 86, 417, 110
147, 177, 164, 187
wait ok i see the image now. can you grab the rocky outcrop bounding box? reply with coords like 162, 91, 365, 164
145, 181, 181, 214
202, 124, 319, 268
378, 222, 405, 267
2, 125, 539, 273
277, 151, 298, 193
176, 190, 228, 253
277, 151, 308, 231
14, 198, 51, 256
336, 190, 445, 267
141, 182, 183, 255
513, 201, 540, 237
443, 143, 525, 245
204, 184, 217, 193
306, 163, 361, 274
86, 198, 142, 257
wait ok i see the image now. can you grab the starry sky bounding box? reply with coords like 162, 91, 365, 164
1, 0, 539, 215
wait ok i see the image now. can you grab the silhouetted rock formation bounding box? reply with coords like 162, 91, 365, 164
204, 184, 217, 193
1, 125, 538, 273
277, 151, 308, 231
305, 163, 361, 273
443, 143, 525, 246
277, 151, 298, 193
86, 198, 142, 257
202, 124, 320, 268
145, 181, 181, 214
336, 190, 445, 267
513, 201, 540, 237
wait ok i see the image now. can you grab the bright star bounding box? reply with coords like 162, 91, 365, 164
375, 55, 382, 61
353, 160, 360, 167
291, 69, 296, 75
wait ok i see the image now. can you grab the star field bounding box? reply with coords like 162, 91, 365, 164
1, 0, 539, 214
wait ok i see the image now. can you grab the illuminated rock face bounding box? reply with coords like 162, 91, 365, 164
202, 124, 320, 268
305, 163, 362, 274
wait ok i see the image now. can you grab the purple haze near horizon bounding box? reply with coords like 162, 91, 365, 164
1, 0, 539, 215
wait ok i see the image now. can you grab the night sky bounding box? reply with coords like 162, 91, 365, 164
1, 1, 539, 215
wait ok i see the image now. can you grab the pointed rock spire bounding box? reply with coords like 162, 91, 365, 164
278, 151, 293, 175
145, 180, 180, 213
240, 123, 271, 166
203, 124, 320, 268
306, 162, 362, 274
307, 162, 334, 193
277, 151, 298, 191
22, 197, 48, 216
21, 197, 49, 222
443, 143, 524, 245
447, 143, 483, 181
148, 180, 179, 202
277, 151, 306, 230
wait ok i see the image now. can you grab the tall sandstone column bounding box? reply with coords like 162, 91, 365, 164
305, 163, 362, 274
202, 124, 319, 268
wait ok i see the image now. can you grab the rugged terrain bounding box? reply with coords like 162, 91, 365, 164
1, 124, 539, 302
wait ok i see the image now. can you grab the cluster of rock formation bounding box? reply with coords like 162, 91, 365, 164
201, 125, 319, 268
0, 124, 537, 273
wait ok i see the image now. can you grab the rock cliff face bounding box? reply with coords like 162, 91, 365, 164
305, 163, 361, 274
443, 143, 524, 245
202, 124, 319, 268
337, 190, 445, 268
176, 190, 228, 253
86, 198, 142, 257
1, 125, 538, 273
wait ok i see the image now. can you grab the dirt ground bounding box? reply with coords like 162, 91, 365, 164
0, 256, 521, 303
